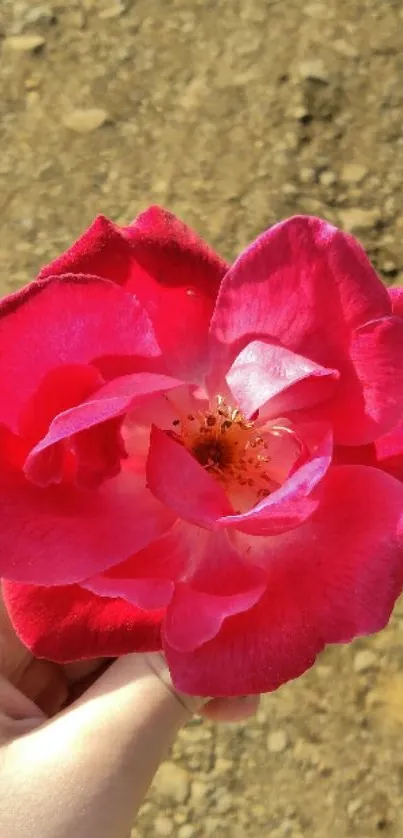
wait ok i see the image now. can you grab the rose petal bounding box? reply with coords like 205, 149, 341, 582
210, 215, 390, 369
225, 340, 339, 419
2, 580, 163, 663
335, 414, 403, 482
210, 216, 399, 443
0, 275, 159, 432
147, 425, 233, 527
164, 532, 266, 651
389, 287, 403, 318
39, 208, 228, 380
24, 372, 182, 485
0, 469, 174, 584
123, 205, 226, 296
84, 520, 206, 609
38, 216, 136, 284
0, 425, 28, 472
85, 577, 174, 610
375, 421, 403, 477
337, 420, 403, 482
19, 364, 104, 447
324, 315, 403, 445
218, 423, 332, 535
124, 208, 227, 380
165, 465, 403, 696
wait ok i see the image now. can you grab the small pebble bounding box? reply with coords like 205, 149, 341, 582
213, 758, 232, 774
99, 3, 126, 19
299, 167, 316, 184
340, 163, 368, 184
333, 38, 359, 58
382, 259, 397, 275
347, 798, 363, 817
154, 815, 174, 837
267, 730, 289, 753
354, 650, 377, 673
191, 780, 209, 801
178, 825, 197, 838
320, 170, 336, 186
339, 208, 380, 233
4, 35, 46, 53
62, 108, 110, 133
214, 791, 233, 813
153, 763, 190, 803
282, 183, 298, 196
289, 105, 310, 121
297, 59, 329, 83
23, 5, 56, 26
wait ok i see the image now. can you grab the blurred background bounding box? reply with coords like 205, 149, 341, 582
1, 1, 403, 836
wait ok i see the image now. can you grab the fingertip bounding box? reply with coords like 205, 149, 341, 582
200, 694, 260, 723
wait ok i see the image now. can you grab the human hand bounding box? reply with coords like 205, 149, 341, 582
0, 591, 259, 838
0, 591, 259, 726
0, 592, 104, 732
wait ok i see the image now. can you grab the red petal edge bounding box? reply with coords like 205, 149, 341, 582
2, 581, 163, 662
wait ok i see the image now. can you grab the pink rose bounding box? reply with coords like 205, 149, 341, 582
2, 208, 403, 696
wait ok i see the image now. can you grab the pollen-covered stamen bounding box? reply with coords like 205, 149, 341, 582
168, 395, 281, 504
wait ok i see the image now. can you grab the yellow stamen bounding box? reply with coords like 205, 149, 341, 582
169, 395, 280, 506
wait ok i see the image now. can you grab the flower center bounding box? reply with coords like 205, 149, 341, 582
168, 395, 280, 506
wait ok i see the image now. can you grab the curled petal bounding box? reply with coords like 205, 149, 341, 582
225, 340, 339, 418
164, 531, 266, 651
84, 521, 206, 609
218, 424, 333, 535
0, 275, 159, 432
338, 316, 403, 444
24, 372, 182, 485
295, 316, 403, 445
84, 577, 174, 610
19, 364, 104, 447
147, 425, 233, 527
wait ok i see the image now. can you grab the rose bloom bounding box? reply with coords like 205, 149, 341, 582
2, 208, 403, 696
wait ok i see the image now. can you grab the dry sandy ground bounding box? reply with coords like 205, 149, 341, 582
1, 1, 403, 836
